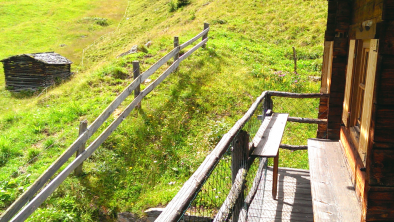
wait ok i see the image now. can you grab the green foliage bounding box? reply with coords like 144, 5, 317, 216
168, 0, 191, 12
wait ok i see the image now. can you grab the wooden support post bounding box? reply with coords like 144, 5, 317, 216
74, 120, 87, 176
292, 46, 297, 74
231, 130, 249, 222
272, 151, 279, 199
263, 94, 273, 118
133, 61, 141, 109
202, 23, 209, 48
174, 36, 179, 71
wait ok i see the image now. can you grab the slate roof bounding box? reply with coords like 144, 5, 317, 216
1, 52, 72, 64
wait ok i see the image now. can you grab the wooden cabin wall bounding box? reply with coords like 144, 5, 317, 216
365, 20, 394, 221
322, 0, 394, 221
324, 0, 352, 140
45, 64, 71, 85
3, 57, 46, 91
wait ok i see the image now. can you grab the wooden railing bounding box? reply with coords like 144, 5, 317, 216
156, 91, 329, 222
0, 23, 210, 222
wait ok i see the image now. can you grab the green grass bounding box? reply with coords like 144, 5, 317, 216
0, 0, 327, 220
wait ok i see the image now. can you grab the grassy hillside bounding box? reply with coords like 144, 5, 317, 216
0, 0, 327, 220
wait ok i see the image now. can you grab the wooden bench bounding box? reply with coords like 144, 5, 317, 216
251, 113, 288, 199
308, 139, 362, 221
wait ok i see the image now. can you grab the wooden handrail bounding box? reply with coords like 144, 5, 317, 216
2, 26, 210, 222
157, 91, 328, 221
268, 91, 329, 98
155, 91, 268, 222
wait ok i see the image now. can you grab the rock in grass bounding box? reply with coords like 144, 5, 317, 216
118, 45, 138, 58
118, 212, 144, 222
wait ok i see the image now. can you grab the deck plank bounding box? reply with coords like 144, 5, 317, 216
308, 139, 362, 222
247, 167, 313, 222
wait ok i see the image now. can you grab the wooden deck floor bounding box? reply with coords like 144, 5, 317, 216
247, 167, 313, 222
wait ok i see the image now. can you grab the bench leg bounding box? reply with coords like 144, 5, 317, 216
272, 151, 279, 199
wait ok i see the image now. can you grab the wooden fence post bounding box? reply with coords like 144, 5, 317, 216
133, 61, 141, 109
174, 36, 179, 71
231, 130, 249, 222
202, 23, 209, 48
74, 120, 88, 176
292, 46, 297, 74
263, 94, 273, 119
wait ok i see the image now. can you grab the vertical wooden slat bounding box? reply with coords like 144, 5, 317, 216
342, 40, 356, 127
359, 39, 379, 165
74, 120, 87, 176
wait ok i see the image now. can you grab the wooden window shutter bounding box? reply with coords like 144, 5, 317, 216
359, 39, 378, 164
321, 41, 334, 94
342, 40, 356, 127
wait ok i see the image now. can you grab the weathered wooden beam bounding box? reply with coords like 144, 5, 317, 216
279, 144, 308, 150
133, 61, 141, 109
180, 27, 209, 50
74, 120, 87, 176
202, 23, 209, 49
179, 39, 207, 63
268, 91, 329, 98
213, 167, 247, 222
231, 131, 249, 222
287, 117, 328, 124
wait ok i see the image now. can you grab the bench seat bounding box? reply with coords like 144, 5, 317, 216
308, 139, 362, 222
252, 113, 288, 199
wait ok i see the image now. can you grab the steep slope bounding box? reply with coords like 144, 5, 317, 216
0, 0, 327, 220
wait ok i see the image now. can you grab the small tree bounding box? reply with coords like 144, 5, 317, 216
177, 0, 190, 7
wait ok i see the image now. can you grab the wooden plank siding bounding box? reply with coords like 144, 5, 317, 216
323, 1, 352, 140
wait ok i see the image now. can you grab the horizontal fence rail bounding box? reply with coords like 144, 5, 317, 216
156, 91, 329, 222
1, 23, 210, 222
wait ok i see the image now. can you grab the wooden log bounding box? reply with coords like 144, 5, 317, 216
202, 23, 209, 49
231, 131, 248, 222
279, 144, 308, 150
268, 91, 329, 98
133, 61, 141, 109
180, 27, 210, 50
287, 117, 327, 124
155, 91, 268, 222
10, 58, 183, 222
0, 46, 181, 222
238, 157, 268, 222
213, 167, 247, 222
74, 120, 87, 176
